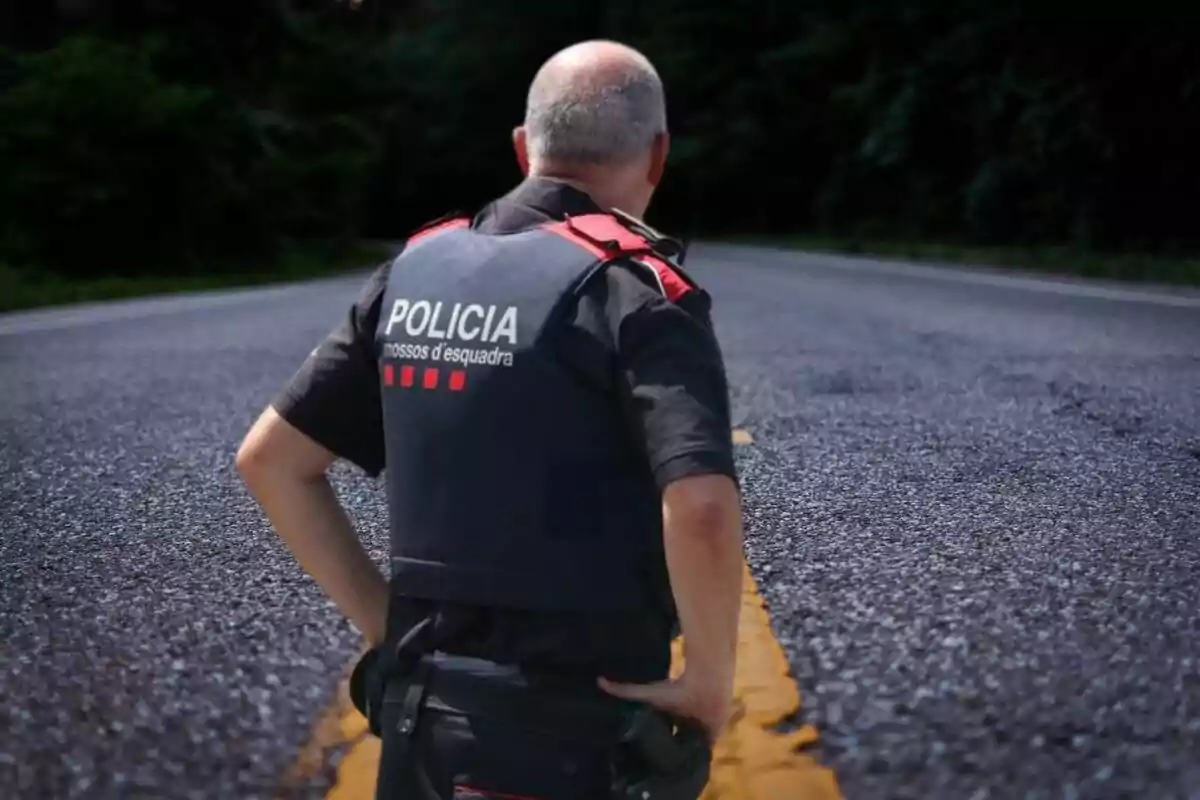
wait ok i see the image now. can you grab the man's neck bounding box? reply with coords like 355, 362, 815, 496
528, 173, 598, 202
528, 170, 638, 217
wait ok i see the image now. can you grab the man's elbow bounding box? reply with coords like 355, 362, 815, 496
234, 406, 330, 489
235, 429, 283, 492
235, 435, 264, 482
662, 474, 742, 540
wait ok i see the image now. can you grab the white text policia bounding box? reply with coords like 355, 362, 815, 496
384, 299, 518, 345
383, 299, 519, 368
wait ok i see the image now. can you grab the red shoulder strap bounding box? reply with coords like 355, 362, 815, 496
544, 213, 694, 302
559, 213, 653, 253
634, 254, 694, 303
407, 215, 470, 246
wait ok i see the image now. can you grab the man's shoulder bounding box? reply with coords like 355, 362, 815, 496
574, 257, 712, 338
617, 253, 699, 305
551, 209, 703, 305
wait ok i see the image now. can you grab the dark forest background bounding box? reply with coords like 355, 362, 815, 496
1, 0, 1198, 300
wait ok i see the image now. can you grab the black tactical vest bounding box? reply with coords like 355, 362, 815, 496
375, 213, 693, 615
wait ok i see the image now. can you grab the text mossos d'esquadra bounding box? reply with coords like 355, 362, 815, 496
382, 298, 518, 367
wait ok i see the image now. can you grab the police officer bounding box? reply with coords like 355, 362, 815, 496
236, 39, 745, 799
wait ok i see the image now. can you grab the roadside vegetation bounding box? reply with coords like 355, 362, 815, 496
2, 3, 1195, 311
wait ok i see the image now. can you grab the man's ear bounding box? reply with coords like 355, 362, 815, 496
647, 131, 669, 186
513, 126, 531, 176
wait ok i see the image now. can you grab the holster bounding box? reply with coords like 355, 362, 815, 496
612, 706, 712, 800
349, 617, 436, 738
350, 619, 442, 800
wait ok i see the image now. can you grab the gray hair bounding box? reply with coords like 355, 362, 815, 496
523, 48, 667, 167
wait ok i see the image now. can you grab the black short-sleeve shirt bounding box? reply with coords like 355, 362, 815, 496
272, 177, 737, 682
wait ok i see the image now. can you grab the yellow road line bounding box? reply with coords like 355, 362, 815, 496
285, 427, 840, 799
696, 563, 841, 800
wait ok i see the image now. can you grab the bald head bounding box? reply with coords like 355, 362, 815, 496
522, 40, 667, 170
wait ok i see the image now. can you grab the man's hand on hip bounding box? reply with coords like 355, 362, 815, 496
600, 473, 744, 745
598, 670, 733, 744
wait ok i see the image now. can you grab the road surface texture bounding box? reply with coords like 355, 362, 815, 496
2, 244, 1198, 800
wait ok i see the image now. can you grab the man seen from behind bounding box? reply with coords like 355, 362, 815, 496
237, 39, 745, 800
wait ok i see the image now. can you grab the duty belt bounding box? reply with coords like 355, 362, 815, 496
350, 623, 711, 799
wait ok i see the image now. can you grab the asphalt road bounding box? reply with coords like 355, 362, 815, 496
2, 245, 1198, 800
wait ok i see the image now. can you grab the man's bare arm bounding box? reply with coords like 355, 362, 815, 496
601, 473, 744, 740
662, 473, 744, 699
236, 406, 390, 647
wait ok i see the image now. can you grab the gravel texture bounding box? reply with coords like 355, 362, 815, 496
1, 247, 1198, 799
705, 246, 1200, 800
